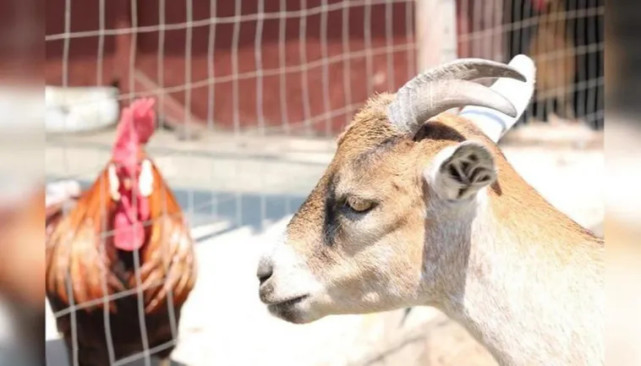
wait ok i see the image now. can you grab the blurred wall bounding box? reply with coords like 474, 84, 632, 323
45, 0, 416, 134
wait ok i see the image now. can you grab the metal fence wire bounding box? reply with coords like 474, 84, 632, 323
457, 0, 604, 128
44, 0, 603, 365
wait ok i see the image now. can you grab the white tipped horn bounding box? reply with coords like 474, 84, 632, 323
459, 54, 536, 142
387, 58, 527, 136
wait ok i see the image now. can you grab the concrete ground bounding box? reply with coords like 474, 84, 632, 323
45, 118, 603, 366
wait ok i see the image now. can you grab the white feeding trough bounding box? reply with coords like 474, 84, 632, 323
45, 86, 120, 133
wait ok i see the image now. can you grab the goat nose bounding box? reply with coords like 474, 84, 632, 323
257, 258, 274, 285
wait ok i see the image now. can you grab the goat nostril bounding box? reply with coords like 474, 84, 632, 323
257, 259, 274, 285
258, 273, 272, 286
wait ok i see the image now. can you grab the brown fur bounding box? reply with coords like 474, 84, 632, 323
290, 95, 600, 272
285, 92, 601, 319
423, 113, 599, 249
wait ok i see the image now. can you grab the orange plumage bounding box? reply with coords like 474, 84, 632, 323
46, 98, 197, 365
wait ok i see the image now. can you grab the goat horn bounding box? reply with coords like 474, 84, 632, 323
387, 59, 526, 135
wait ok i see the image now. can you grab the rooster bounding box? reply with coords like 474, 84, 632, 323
46, 98, 197, 366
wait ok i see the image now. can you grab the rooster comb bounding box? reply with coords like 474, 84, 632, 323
112, 98, 156, 172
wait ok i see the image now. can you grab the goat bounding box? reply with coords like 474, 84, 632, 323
257, 55, 603, 366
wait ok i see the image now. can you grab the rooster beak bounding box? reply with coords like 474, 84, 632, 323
138, 159, 154, 197
108, 164, 121, 201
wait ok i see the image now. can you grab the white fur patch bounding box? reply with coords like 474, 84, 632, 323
266, 234, 323, 301
421, 178, 603, 366
138, 159, 154, 197
107, 163, 120, 201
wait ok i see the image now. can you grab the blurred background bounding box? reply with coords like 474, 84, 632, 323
0, 0, 621, 365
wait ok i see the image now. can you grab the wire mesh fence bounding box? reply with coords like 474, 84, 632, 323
44, 0, 603, 365
46, 1, 417, 365
45, 0, 417, 136
457, 0, 604, 128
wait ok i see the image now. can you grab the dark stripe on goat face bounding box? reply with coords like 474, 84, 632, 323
322, 138, 402, 247
412, 122, 466, 143
352, 136, 402, 169
323, 173, 340, 247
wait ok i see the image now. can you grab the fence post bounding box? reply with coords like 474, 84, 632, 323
415, 0, 458, 71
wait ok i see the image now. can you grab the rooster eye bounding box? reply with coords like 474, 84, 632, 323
344, 196, 374, 213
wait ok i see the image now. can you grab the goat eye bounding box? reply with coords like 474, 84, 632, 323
345, 196, 374, 213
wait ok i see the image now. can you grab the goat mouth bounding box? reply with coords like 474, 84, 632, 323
266, 295, 311, 323
267, 295, 309, 322
267, 294, 309, 308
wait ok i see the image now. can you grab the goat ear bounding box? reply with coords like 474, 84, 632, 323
427, 141, 496, 201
